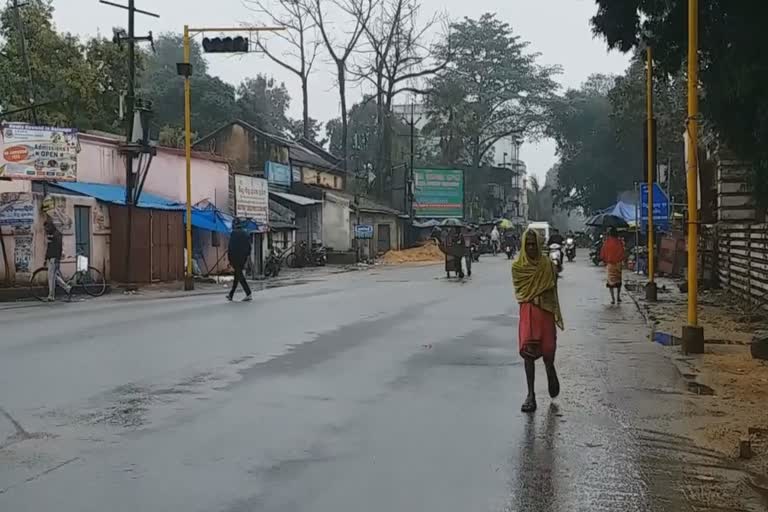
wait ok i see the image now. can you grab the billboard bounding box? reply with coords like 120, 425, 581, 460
234, 175, 269, 231
0, 123, 78, 181
413, 168, 464, 218
265, 161, 291, 187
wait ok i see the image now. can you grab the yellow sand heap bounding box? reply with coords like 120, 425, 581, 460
381, 240, 444, 264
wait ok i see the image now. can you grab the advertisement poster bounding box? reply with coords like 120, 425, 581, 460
0, 192, 34, 227
234, 175, 269, 230
265, 161, 292, 187
413, 168, 464, 218
0, 123, 78, 181
14, 235, 32, 273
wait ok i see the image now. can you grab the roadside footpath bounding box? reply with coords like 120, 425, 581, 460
0, 264, 368, 310
627, 274, 768, 487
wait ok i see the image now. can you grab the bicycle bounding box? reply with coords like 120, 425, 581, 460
29, 255, 107, 301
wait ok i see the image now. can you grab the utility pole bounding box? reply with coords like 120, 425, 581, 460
400, 101, 420, 226
683, 0, 705, 353
100, 0, 158, 286
646, 46, 658, 301
10, 0, 37, 124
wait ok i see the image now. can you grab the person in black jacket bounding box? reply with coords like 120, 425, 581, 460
44, 218, 71, 301
227, 219, 252, 301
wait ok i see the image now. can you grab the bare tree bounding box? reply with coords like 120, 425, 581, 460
245, 0, 321, 140
353, 0, 450, 192
308, 0, 375, 170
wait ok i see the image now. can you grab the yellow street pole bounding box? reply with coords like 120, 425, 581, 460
179, 25, 283, 291
683, 0, 704, 353
646, 46, 657, 301
183, 24, 194, 291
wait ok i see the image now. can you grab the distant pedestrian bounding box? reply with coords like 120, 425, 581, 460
512, 228, 563, 413
44, 218, 71, 301
227, 219, 252, 302
600, 227, 625, 304
490, 225, 500, 254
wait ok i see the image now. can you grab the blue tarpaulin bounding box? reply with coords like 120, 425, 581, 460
607, 201, 636, 223
54, 181, 261, 234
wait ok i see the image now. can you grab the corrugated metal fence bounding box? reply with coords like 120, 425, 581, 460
717, 223, 768, 308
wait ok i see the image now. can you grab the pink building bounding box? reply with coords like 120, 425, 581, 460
0, 133, 232, 286
77, 133, 230, 209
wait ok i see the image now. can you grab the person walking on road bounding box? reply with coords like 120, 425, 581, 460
490, 225, 500, 255
600, 227, 625, 305
512, 228, 564, 413
44, 218, 71, 301
227, 219, 252, 302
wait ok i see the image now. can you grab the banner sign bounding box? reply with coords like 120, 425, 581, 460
0, 192, 34, 226
265, 161, 292, 187
235, 175, 269, 231
0, 123, 78, 181
413, 168, 464, 218
640, 182, 670, 232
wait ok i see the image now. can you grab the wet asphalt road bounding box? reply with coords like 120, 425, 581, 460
0, 256, 764, 511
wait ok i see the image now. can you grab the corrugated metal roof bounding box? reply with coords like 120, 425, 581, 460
270, 191, 322, 206
54, 182, 184, 210
53, 182, 263, 233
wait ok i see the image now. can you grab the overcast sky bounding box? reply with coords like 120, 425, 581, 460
52, 0, 628, 180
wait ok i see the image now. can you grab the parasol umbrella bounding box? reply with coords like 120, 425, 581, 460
586, 213, 629, 229
497, 218, 514, 229
439, 218, 464, 227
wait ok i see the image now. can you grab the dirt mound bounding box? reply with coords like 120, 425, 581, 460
381, 240, 444, 264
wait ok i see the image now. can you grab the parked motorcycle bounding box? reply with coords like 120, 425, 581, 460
589, 238, 602, 266
549, 243, 563, 273
264, 247, 284, 277
565, 237, 576, 262
311, 241, 327, 266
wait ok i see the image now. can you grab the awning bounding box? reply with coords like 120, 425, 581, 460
53, 181, 263, 234
270, 191, 322, 206
55, 182, 183, 210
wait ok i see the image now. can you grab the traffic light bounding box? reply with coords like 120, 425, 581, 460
202, 36, 249, 53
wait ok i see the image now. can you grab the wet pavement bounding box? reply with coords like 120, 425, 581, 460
0, 256, 765, 511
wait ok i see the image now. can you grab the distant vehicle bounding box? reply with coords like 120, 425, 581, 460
527, 221, 551, 245
549, 243, 563, 273
565, 237, 576, 262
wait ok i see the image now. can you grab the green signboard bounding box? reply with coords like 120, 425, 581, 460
413, 168, 464, 218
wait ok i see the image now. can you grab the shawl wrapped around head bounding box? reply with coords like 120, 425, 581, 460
512, 229, 564, 330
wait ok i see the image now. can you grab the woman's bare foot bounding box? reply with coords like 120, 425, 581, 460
546, 365, 560, 398
521, 394, 537, 413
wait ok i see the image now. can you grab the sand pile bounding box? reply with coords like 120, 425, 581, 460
381, 240, 444, 264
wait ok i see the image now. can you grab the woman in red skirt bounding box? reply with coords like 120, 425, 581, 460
512, 229, 564, 412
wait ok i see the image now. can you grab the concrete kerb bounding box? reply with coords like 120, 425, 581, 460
625, 277, 712, 394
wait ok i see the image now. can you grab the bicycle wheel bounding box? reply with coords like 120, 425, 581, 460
29, 267, 50, 301
284, 252, 297, 268
80, 267, 107, 297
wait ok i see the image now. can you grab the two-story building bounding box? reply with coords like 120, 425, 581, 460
194, 120, 350, 247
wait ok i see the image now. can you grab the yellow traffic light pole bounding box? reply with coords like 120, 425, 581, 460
181, 25, 282, 291
682, 0, 704, 352
646, 46, 657, 302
